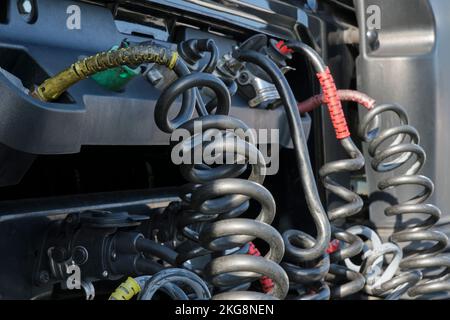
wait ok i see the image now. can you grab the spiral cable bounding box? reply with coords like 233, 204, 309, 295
358, 103, 450, 299
281, 230, 331, 300
153, 67, 288, 299
343, 225, 422, 299
281, 41, 366, 299
316, 138, 366, 298
295, 81, 428, 298
137, 268, 211, 300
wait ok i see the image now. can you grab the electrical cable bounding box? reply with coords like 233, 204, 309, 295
135, 237, 178, 266
139, 268, 211, 300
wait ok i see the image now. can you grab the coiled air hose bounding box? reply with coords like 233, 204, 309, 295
109, 268, 211, 300
233, 49, 335, 299
358, 103, 450, 299
234, 44, 370, 298
153, 69, 288, 300
294, 53, 449, 298
283, 41, 369, 298
234, 49, 331, 261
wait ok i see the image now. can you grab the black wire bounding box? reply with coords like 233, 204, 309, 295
136, 257, 165, 275
136, 238, 178, 266
154, 72, 231, 133
197, 39, 219, 74
190, 39, 220, 117
286, 41, 327, 73
166, 59, 196, 132
234, 50, 331, 261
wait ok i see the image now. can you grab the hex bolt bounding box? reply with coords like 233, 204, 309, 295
18, 0, 32, 14
238, 71, 250, 85
147, 68, 163, 85
17, 0, 37, 24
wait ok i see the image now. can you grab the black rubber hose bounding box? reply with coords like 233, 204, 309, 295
154, 72, 231, 133
178, 39, 219, 117
197, 39, 219, 74
234, 50, 331, 261
165, 59, 196, 132
286, 41, 326, 73
135, 238, 178, 266
136, 257, 165, 274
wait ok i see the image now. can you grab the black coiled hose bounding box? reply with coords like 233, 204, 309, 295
319, 138, 366, 298
233, 49, 332, 300
234, 50, 331, 260
358, 103, 450, 299
325, 227, 365, 298
281, 230, 331, 300
287, 41, 366, 298
154, 70, 288, 299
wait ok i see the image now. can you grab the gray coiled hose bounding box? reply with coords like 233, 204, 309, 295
358, 103, 450, 299
153, 71, 288, 300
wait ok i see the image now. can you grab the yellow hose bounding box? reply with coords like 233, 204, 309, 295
33, 45, 178, 102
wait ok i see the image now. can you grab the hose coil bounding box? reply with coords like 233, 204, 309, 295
358, 103, 450, 299
154, 70, 288, 300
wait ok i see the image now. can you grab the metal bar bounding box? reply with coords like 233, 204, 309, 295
0, 188, 180, 223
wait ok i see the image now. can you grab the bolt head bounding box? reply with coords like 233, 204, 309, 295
18, 0, 32, 14
37, 270, 50, 285
366, 30, 380, 50
19, 0, 33, 13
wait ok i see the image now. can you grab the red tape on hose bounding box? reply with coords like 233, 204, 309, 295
248, 242, 275, 293
317, 67, 351, 140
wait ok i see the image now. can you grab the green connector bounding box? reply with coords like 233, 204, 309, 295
90, 45, 141, 92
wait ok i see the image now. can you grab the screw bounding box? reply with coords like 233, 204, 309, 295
17, 0, 37, 24
111, 252, 117, 261
18, 0, 32, 14
17, 0, 37, 23
238, 72, 249, 84
37, 270, 50, 286
366, 30, 380, 50
102, 270, 109, 278
146, 68, 163, 85
65, 213, 79, 225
